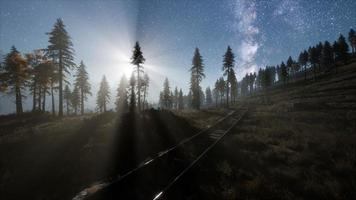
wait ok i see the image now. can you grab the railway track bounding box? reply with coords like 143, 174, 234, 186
73, 107, 248, 200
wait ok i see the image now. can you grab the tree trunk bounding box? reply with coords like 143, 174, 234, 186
81, 89, 84, 115
66, 99, 69, 115
38, 87, 42, 111
58, 50, 63, 117
104, 102, 107, 112
143, 87, 146, 111
137, 64, 141, 112
51, 82, 55, 116
15, 85, 23, 115
32, 81, 37, 112
42, 87, 46, 112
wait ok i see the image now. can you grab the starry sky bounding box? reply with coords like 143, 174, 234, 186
0, 0, 355, 113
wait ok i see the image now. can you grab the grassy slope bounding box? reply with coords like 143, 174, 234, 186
188, 62, 356, 200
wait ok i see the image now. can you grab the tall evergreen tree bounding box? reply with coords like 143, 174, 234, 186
298, 50, 308, 80
71, 85, 80, 115
131, 41, 145, 112
336, 34, 349, 64
96, 75, 110, 112
129, 72, 136, 112
116, 75, 129, 112
173, 87, 179, 110
222, 46, 235, 107
308, 46, 318, 79
178, 89, 184, 110
190, 48, 205, 109
160, 78, 172, 109
64, 85, 71, 115
320, 41, 334, 71
230, 70, 238, 102
141, 73, 150, 110
37, 60, 54, 112
348, 28, 356, 55
205, 87, 213, 105
26, 50, 45, 111
47, 18, 75, 117
75, 61, 91, 115
0, 46, 29, 115
286, 56, 294, 77
280, 62, 288, 85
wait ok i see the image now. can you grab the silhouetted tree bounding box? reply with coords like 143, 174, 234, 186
298, 50, 308, 80
64, 85, 71, 115
129, 72, 136, 112
320, 41, 334, 71
286, 56, 294, 76
173, 87, 179, 110
205, 86, 212, 105
131, 41, 145, 112
348, 28, 356, 55
160, 78, 172, 109
222, 46, 235, 107
47, 18, 75, 117
308, 46, 318, 79
71, 85, 80, 115
75, 61, 91, 115
335, 34, 349, 64
0, 46, 29, 115
178, 89, 184, 110
141, 73, 150, 110
190, 48, 205, 109
280, 62, 288, 84
230, 70, 238, 102
26, 50, 44, 111
96, 75, 110, 112
116, 75, 129, 112
37, 60, 54, 112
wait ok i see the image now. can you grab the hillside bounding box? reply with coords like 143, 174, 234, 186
173, 61, 356, 199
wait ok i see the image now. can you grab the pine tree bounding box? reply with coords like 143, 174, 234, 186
116, 75, 129, 112
141, 73, 150, 110
190, 48, 205, 110
37, 60, 54, 112
96, 75, 110, 112
75, 61, 91, 115
178, 89, 184, 110
64, 85, 71, 115
25, 50, 45, 112
230, 70, 238, 102
308, 46, 318, 79
131, 41, 145, 112
348, 29, 356, 55
217, 77, 226, 106
336, 34, 349, 64
129, 72, 136, 112
1, 46, 29, 115
174, 87, 179, 110
205, 87, 213, 105
320, 41, 334, 71
160, 78, 172, 109
71, 85, 80, 115
298, 50, 308, 80
47, 18, 75, 117
222, 46, 235, 107
280, 62, 288, 85
286, 56, 294, 77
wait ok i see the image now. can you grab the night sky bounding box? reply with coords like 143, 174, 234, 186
0, 0, 355, 113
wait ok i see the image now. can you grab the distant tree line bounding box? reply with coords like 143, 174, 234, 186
0, 18, 151, 116
238, 29, 356, 95
1, 19, 355, 115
